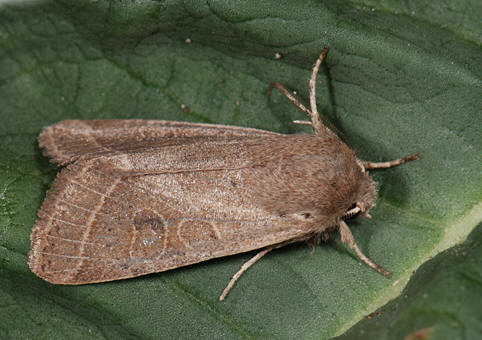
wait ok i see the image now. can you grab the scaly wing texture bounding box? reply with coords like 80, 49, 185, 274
29, 157, 315, 284
39, 119, 279, 165
30, 124, 328, 284
30, 120, 358, 284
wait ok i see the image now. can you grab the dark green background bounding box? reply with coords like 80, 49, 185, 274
1, 0, 480, 339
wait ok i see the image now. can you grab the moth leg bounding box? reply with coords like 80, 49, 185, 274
308, 47, 330, 136
338, 221, 392, 278
267, 81, 312, 117
363, 153, 420, 169
219, 246, 274, 301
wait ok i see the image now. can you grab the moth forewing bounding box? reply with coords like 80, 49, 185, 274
29, 47, 419, 300
30, 133, 334, 285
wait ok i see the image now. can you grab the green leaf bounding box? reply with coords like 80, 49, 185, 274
335, 223, 482, 340
1, 0, 480, 339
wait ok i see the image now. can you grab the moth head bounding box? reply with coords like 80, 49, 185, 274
342, 171, 377, 220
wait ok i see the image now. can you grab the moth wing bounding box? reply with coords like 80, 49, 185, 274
29, 146, 310, 284
39, 119, 279, 165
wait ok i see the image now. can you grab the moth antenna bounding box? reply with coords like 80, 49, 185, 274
292, 120, 313, 125
338, 221, 392, 278
363, 153, 420, 169
267, 82, 312, 116
308, 47, 331, 136
267, 50, 342, 137
219, 246, 274, 301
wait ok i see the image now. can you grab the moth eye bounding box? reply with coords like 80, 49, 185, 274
347, 203, 357, 211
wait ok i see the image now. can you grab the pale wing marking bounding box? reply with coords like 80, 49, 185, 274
134, 174, 200, 214
92, 168, 186, 214
129, 208, 167, 258
76, 120, 114, 153
32, 165, 90, 264
45, 215, 89, 229
70, 177, 121, 281
58, 199, 108, 216
71, 179, 113, 199
211, 221, 221, 240
45, 234, 100, 246
36, 252, 101, 260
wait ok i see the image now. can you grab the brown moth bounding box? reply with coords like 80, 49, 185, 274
29, 48, 419, 301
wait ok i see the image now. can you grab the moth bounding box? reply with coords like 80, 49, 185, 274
29, 48, 419, 301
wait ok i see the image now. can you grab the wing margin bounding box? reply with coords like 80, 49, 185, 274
39, 119, 279, 165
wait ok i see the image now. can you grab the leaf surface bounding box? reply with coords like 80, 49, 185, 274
0, 1, 480, 339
